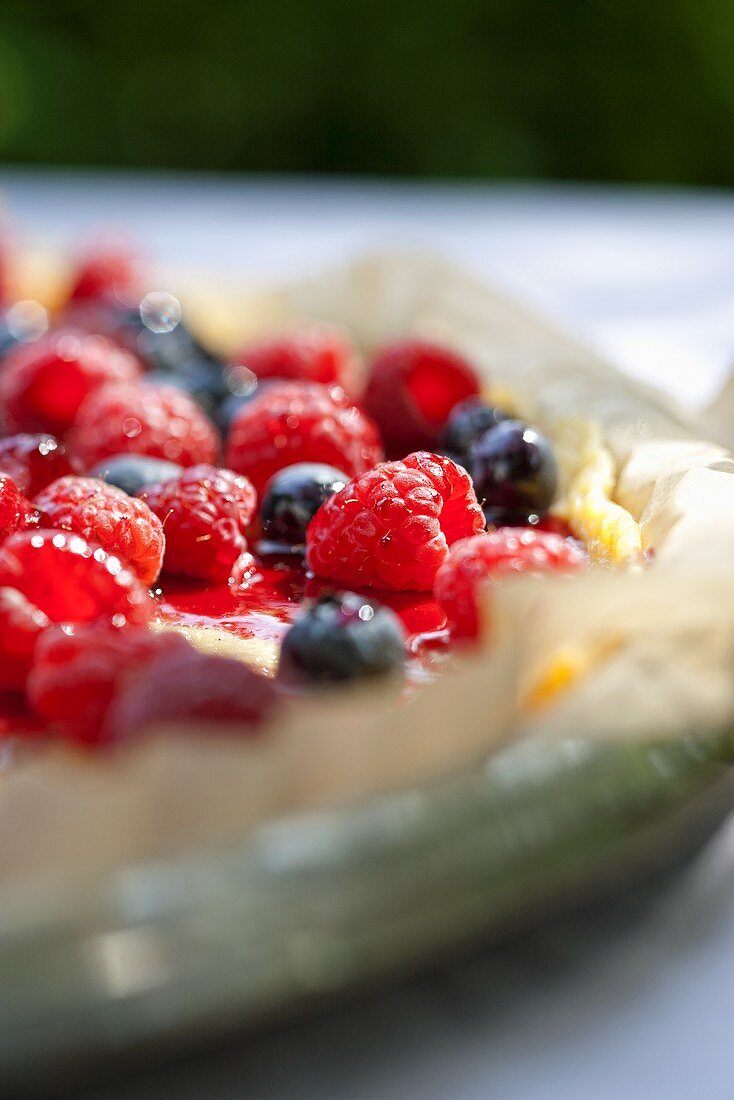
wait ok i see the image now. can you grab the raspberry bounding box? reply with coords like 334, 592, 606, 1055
0, 587, 50, 692
69, 380, 220, 469
34, 476, 165, 586
0, 433, 81, 496
306, 452, 485, 591
105, 645, 279, 743
433, 528, 587, 642
67, 243, 147, 309
237, 326, 362, 396
27, 624, 189, 743
0, 329, 141, 436
139, 464, 256, 583
364, 340, 480, 456
225, 381, 383, 497
0, 474, 31, 541
0, 529, 155, 626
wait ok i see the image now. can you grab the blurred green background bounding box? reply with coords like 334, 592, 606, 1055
0, 0, 733, 183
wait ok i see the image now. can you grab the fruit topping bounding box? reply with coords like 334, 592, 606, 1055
146, 361, 228, 419
139, 464, 257, 583
34, 475, 165, 586
0, 529, 155, 626
133, 292, 218, 373
236, 326, 361, 396
469, 419, 558, 524
439, 397, 509, 463
67, 243, 148, 309
0, 474, 34, 541
0, 433, 80, 496
0, 330, 142, 436
27, 624, 190, 743
0, 587, 50, 693
279, 591, 405, 684
91, 453, 184, 497
434, 528, 587, 642
364, 340, 480, 456
69, 380, 220, 469
306, 451, 485, 591
105, 644, 279, 743
260, 462, 348, 546
225, 381, 383, 497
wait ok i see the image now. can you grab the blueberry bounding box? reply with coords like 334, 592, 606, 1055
91, 454, 183, 497
279, 591, 406, 684
215, 383, 267, 438
440, 397, 509, 460
260, 463, 349, 545
469, 419, 558, 523
147, 361, 229, 418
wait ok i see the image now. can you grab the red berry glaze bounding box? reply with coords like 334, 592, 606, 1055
35, 476, 165, 586
434, 528, 587, 642
105, 645, 279, 743
67, 243, 147, 309
0, 587, 50, 692
69, 380, 220, 469
28, 624, 189, 743
306, 451, 485, 591
225, 381, 383, 497
0, 529, 155, 626
0, 433, 80, 496
139, 464, 256, 583
0, 330, 141, 436
237, 326, 362, 396
364, 340, 480, 456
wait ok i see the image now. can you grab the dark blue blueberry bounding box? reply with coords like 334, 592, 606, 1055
469, 419, 558, 523
260, 463, 349, 545
279, 591, 406, 685
91, 454, 183, 497
136, 323, 220, 375
147, 360, 230, 418
440, 397, 509, 461
216, 387, 263, 438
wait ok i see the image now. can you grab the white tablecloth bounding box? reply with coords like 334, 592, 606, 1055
4, 172, 734, 1100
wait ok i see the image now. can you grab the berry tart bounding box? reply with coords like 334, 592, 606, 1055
1, 247, 733, 1079
0, 248, 644, 748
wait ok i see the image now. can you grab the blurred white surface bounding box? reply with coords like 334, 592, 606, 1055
4, 172, 734, 1100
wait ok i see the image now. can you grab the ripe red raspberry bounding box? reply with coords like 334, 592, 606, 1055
0, 433, 81, 496
225, 381, 383, 497
0, 474, 32, 541
0, 529, 155, 626
434, 528, 587, 642
27, 624, 189, 743
0, 587, 50, 692
139, 464, 256, 583
66, 243, 148, 309
105, 644, 279, 744
0, 329, 141, 436
69, 380, 220, 469
364, 340, 480, 456
237, 326, 362, 396
34, 476, 165, 586
306, 451, 485, 591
